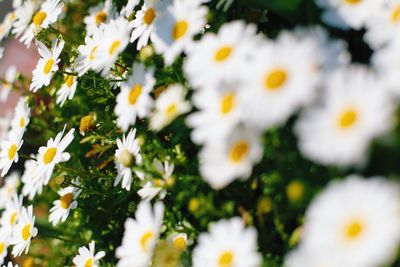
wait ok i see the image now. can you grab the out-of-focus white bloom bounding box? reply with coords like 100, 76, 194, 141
116, 201, 164, 267
91, 18, 131, 76
150, 84, 191, 131
129, 0, 172, 50
21, 159, 42, 200
33, 126, 75, 185
121, 0, 140, 18
295, 65, 394, 167
56, 68, 78, 107
242, 31, 322, 130
114, 128, 142, 191
49, 185, 82, 226
152, 240, 182, 267
0, 173, 20, 209
115, 63, 155, 132
12, 0, 38, 45
187, 82, 244, 145
364, 0, 400, 49
153, 0, 208, 65
284, 247, 334, 267
0, 194, 22, 235
315, 0, 385, 30
293, 176, 400, 267
0, 113, 12, 144
10, 97, 30, 135
193, 217, 261, 267
10, 205, 38, 256
0, 11, 17, 43
168, 232, 189, 251
199, 126, 263, 190
184, 21, 259, 89
72, 241, 105, 267
84, 0, 115, 35
0, 66, 17, 103
138, 159, 174, 201
0, 230, 10, 265
0, 129, 23, 177
30, 38, 64, 92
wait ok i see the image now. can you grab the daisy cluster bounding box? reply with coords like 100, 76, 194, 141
0, 0, 400, 266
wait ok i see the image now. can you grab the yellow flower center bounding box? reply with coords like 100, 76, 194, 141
20, 117, 26, 128
173, 236, 187, 251
128, 84, 142, 105
391, 5, 400, 23
229, 141, 249, 163
220, 92, 235, 115
140, 231, 154, 252
0, 242, 5, 254
90, 45, 99, 61
117, 149, 133, 167
32, 11, 47, 26
84, 258, 93, 267
60, 192, 74, 209
344, 219, 364, 241
8, 144, 17, 160
22, 224, 31, 241
95, 11, 107, 25
264, 69, 287, 91
143, 8, 156, 25
172, 20, 188, 40
9, 212, 17, 225
337, 108, 358, 129
218, 251, 234, 267
43, 147, 57, 164
214, 46, 233, 62
43, 59, 54, 75
65, 75, 75, 88
109, 40, 121, 56
344, 0, 362, 4
165, 103, 177, 117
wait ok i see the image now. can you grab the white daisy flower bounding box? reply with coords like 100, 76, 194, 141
21, 159, 42, 201
184, 20, 259, 89
0, 11, 17, 43
297, 176, 400, 267
129, 0, 171, 50
120, 0, 140, 18
138, 159, 174, 201
0, 66, 17, 103
295, 65, 394, 167
364, 0, 400, 49
241, 31, 322, 130
75, 26, 104, 77
10, 97, 30, 135
116, 201, 165, 267
114, 128, 142, 191
56, 69, 78, 107
150, 84, 191, 131
153, 0, 208, 65
49, 184, 82, 226
192, 217, 261, 267
34, 126, 75, 185
168, 232, 189, 251
0, 129, 23, 177
0, 230, 10, 265
91, 18, 131, 76
12, 0, 38, 45
199, 126, 263, 190
72, 241, 105, 267
114, 63, 155, 132
284, 247, 333, 267
0, 194, 22, 236
30, 38, 64, 92
0, 172, 20, 209
20, 0, 64, 47
186, 81, 244, 145
10, 205, 38, 257
84, 0, 115, 35
315, 0, 385, 29
372, 38, 400, 96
